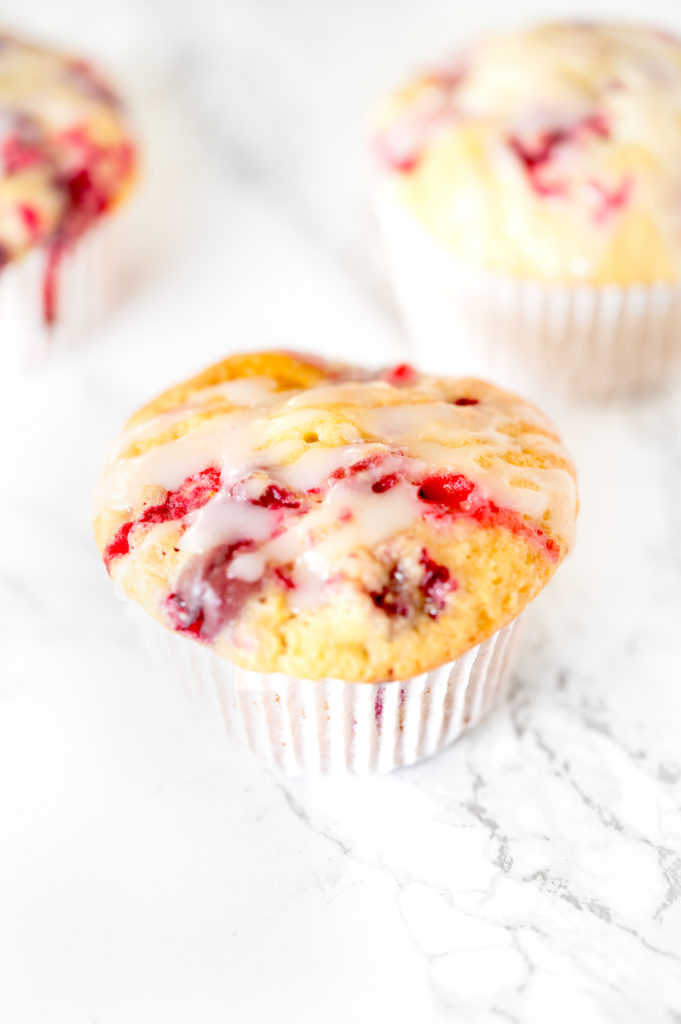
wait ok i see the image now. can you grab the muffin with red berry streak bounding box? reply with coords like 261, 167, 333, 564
0, 32, 137, 370
93, 351, 577, 774
374, 21, 681, 397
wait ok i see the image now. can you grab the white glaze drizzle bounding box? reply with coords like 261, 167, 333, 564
95, 372, 577, 602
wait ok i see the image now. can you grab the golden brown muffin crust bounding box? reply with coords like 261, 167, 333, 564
94, 352, 577, 682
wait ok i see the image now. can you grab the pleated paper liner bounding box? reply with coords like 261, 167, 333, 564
137, 611, 524, 776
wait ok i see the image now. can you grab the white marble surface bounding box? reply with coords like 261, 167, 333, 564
1, 0, 681, 1020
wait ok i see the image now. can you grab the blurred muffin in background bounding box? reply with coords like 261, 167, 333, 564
0, 31, 137, 372
373, 22, 681, 398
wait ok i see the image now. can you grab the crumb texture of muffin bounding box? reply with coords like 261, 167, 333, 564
93, 351, 577, 682
374, 22, 681, 285
0, 32, 136, 319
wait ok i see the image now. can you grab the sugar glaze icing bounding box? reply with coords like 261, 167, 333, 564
94, 363, 576, 638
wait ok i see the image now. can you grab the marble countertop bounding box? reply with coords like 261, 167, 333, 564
1, 0, 681, 1021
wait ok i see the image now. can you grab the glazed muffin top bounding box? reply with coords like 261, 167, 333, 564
0, 33, 136, 314
374, 22, 681, 285
93, 351, 577, 683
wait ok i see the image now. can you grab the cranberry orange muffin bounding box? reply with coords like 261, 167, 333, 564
0, 32, 137, 367
374, 22, 681, 396
93, 351, 577, 773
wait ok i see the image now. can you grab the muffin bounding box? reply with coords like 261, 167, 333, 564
93, 350, 577, 774
374, 21, 681, 397
0, 32, 137, 369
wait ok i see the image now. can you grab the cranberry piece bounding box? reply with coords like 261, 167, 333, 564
579, 113, 610, 140
417, 473, 559, 563
418, 473, 475, 510
374, 65, 465, 175
509, 128, 567, 170
331, 455, 380, 482
332, 454, 407, 494
164, 595, 205, 637
373, 135, 422, 174
251, 484, 300, 510
419, 550, 457, 617
103, 467, 221, 572
389, 152, 420, 173
372, 473, 399, 493
383, 363, 419, 386
370, 562, 410, 618
452, 397, 479, 406
509, 113, 610, 199
61, 167, 108, 232
370, 550, 456, 621
103, 521, 134, 571
273, 566, 295, 590
2, 133, 42, 174
166, 540, 259, 640
587, 177, 632, 222
334, 455, 398, 490
508, 130, 568, 197
470, 499, 560, 563
141, 466, 221, 525
18, 204, 43, 241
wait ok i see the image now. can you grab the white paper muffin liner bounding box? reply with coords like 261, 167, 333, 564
378, 193, 681, 400
0, 203, 134, 377
134, 610, 524, 776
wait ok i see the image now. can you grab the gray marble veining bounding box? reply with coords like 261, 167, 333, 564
0, 0, 680, 1021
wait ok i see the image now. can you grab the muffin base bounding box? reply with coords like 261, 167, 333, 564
137, 612, 524, 776
378, 194, 681, 399
0, 205, 134, 376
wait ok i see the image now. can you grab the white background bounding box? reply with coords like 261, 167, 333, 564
1, 1, 681, 1021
